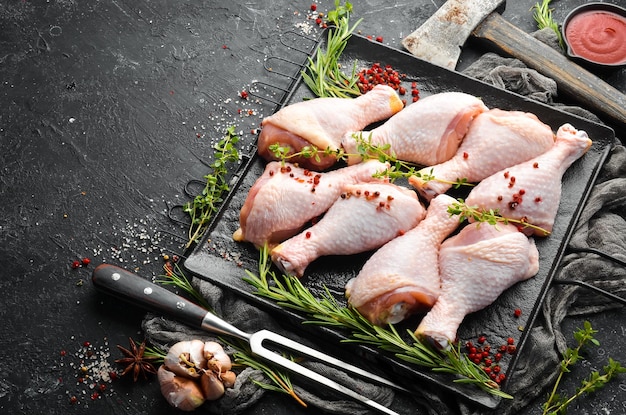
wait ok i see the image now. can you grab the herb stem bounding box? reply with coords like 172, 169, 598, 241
183, 126, 240, 249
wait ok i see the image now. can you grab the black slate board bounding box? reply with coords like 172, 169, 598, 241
184, 33, 615, 409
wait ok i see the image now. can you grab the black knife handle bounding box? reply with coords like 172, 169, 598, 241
92, 263, 208, 329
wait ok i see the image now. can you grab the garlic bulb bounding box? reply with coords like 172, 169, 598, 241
163, 339, 207, 379
158, 340, 236, 410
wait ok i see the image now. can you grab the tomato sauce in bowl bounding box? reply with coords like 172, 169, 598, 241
562, 2, 626, 67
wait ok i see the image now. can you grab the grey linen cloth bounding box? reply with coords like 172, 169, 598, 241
143, 28, 625, 415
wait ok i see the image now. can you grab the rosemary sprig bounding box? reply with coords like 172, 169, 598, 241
156, 262, 212, 310
542, 321, 626, 415
302, 1, 362, 98
448, 199, 551, 236
138, 341, 166, 365
533, 0, 565, 50
243, 245, 513, 399
183, 126, 241, 249
225, 339, 307, 407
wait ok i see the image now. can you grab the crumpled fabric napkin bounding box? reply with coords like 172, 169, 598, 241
143, 27, 625, 415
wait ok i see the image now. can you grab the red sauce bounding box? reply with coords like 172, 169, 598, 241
565, 10, 626, 65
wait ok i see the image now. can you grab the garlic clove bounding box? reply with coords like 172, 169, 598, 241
157, 366, 205, 411
164, 340, 207, 379
203, 341, 232, 373
200, 370, 226, 401
220, 370, 237, 388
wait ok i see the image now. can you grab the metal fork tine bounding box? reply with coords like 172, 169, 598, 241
249, 331, 402, 415
256, 330, 410, 393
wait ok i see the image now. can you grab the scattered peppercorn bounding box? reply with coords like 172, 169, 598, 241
514, 308, 522, 318
310, 3, 317, 11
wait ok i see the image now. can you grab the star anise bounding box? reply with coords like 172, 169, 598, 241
115, 338, 159, 382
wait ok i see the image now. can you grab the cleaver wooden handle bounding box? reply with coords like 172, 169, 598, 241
472, 12, 626, 129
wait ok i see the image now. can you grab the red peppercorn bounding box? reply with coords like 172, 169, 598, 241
71, 260, 80, 269
514, 308, 522, 317
83, 341, 91, 347
492, 365, 501, 374
69, 396, 78, 404
315, 17, 322, 25
81, 257, 91, 266
240, 90, 248, 100
91, 391, 99, 400
507, 337, 515, 345
375, 36, 383, 43
310, 3, 317, 11
507, 345, 517, 354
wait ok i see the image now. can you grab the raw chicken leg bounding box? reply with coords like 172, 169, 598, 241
341, 92, 488, 166
345, 194, 461, 326
258, 85, 404, 170
233, 160, 390, 249
409, 109, 555, 200
270, 182, 426, 277
465, 123, 592, 236
415, 223, 539, 348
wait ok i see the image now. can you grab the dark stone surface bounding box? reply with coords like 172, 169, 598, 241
1, 1, 623, 414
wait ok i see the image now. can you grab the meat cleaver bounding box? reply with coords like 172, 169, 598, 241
92, 263, 408, 415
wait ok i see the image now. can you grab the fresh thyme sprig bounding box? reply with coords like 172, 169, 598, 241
542, 321, 626, 415
243, 245, 513, 399
183, 126, 241, 249
302, 1, 362, 98
448, 199, 551, 236
533, 0, 565, 50
268, 133, 472, 189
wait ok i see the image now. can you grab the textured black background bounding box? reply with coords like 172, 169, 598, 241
1, 1, 624, 414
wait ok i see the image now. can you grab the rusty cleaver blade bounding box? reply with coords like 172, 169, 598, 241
92, 264, 408, 415
402, 0, 626, 128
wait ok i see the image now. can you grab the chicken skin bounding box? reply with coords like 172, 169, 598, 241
465, 123, 592, 236
258, 85, 404, 170
270, 183, 426, 277
341, 92, 488, 166
409, 109, 555, 200
345, 194, 461, 326
415, 223, 539, 348
233, 160, 390, 249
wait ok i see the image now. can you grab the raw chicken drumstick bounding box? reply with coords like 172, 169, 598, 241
233, 160, 390, 249
270, 182, 426, 277
341, 92, 488, 166
465, 123, 592, 236
345, 194, 461, 326
258, 84, 404, 170
415, 223, 539, 349
409, 108, 555, 200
